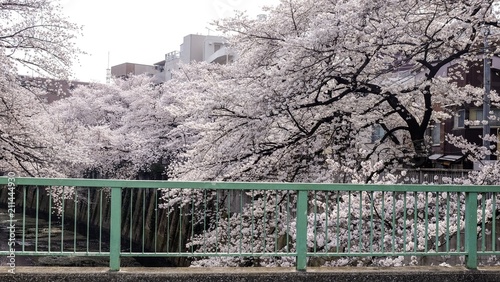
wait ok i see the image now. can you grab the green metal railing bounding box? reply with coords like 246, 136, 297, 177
0, 177, 499, 271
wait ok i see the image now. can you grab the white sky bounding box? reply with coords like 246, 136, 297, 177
60, 0, 279, 82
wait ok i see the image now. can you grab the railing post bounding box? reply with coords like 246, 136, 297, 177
296, 190, 308, 271
110, 187, 122, 271
465, 192, 478, 269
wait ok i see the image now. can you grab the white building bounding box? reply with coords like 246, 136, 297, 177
163, 34, 234, 81
111, 34, 234, 83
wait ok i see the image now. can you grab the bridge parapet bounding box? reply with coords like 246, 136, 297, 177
1, 177, 499, 271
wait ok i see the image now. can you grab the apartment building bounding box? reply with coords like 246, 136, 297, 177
368, 56, 500, 169
435, 58, 500, 168
111, 34, 233, 83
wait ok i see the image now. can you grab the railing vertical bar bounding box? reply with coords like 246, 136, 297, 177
22, 186, 26, 253
359, 191, 363, 252
109, 187, 122, 271
336, 192, 340, 253
369, 191, 374, 253
274, 192, 279, 253
99, 189, 103, 253
154, 189, 158, 253
215, 190, 219, 253
263, 189, 267, 253
286, 191, 290, 253
381, 191, 385, 253
251, 189, 255, 254
435, 192, 439, 252
239, 189, 243, 254
391, 192, 396, 253
313, 190, 317, 254
129, 189, 133, 253
325, 191, 329, 254
296, 189, 308, 271
413, 191, 418, 253
48, 187, 52, 252
212, 189, 219, 255
142, 189, 146, 254
192, 193, 196, 254
73, 188, 77, 252
481, 193, 488, 252
167, 189, 171, 253
465, 192, 478, 269
457, 192, 461, 253
424, 192, 429, 252
493, 192, 496, 251
203, 189, 206, 253
87, 187, 90, 253
446, 191, 450, 253
178, 205, 183, 253
35, 187, 39, 252
481, 193, 486, 252
403, 192, 407, 253
60, 187, 64, 253
227, 189, 231, 254
347, 192, 352, 253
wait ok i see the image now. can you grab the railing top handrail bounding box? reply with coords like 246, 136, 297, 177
1, 176, 499, 192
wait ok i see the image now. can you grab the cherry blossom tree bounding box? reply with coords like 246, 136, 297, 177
10, 0, 496, 267
0, 0, 82, 176
158, 0, 500, 267
0, 80, 77, 176
167, 0, 499, 183
48, 75, 179, 179
187, 188, 471, 267
0, 0, 82, 78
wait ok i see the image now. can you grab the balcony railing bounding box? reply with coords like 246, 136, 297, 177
0, 177, 499, 271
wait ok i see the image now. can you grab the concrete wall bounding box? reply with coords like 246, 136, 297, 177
180, 35, 205, 63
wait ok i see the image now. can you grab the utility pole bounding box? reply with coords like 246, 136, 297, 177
483, 25, 491, 161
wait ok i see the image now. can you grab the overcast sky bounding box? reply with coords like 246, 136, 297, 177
60, 0, 279, 82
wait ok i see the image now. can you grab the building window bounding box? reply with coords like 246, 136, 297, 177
469, 109, 483, 121
455, 110, 465, 128
467, 108, 500, 127
431, 124, 440, 146
489, 109, 500, 126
